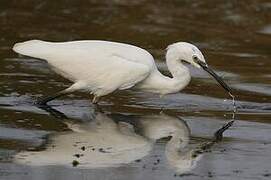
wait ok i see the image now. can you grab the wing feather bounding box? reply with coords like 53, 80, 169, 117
49, 53, 151, 96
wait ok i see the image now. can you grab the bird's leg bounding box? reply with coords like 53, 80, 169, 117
92, 96, 100, 104
35, 89, 69, 105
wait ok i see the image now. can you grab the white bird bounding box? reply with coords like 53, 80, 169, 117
12, 40, 232, 105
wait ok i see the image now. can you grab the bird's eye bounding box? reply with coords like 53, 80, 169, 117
192, 55, 199, 62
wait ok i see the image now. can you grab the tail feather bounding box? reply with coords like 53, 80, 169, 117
13, 40, 48, 59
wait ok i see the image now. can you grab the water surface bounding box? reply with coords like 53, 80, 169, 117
0, 0, 271, 179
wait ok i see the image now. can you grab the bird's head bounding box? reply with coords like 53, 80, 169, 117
167, 42, 206, 68
166, 42, 232, 94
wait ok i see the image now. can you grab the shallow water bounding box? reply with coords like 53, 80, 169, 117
0, 0, 271, 179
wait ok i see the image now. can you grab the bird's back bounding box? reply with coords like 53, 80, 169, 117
13, 40, 155, 68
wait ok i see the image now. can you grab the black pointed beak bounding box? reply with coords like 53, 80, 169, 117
196, 60, 232, 94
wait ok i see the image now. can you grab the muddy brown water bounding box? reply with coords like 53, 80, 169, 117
0, 0, 271, 179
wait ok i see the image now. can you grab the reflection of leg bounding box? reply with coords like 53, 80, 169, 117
37, 104, 68, 119
159, 107, 164, 114
91, 96, 104, 113
159, 94, 165, 113
36, 90, 69, 105
93, 102, 103, 113
37, 104, 78, 131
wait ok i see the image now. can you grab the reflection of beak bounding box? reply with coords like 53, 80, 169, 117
196, 60, 232, 94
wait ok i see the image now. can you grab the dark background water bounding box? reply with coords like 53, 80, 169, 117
0, 0, 271, 179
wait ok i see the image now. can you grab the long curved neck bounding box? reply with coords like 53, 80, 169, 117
136, 47, 191, 94
160, 47, 191, 94
165, 129, 189, 155
165, 131, 196, 174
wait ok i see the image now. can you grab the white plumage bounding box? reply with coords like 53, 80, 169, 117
13, 40, 230, 105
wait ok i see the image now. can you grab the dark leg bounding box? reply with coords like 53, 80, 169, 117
35, 90, 69, 105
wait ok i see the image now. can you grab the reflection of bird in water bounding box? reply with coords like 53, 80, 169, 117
14, 108, 232, 174
13, 40, 232, 105
15, 112, 152, 168
139, 114, 200, 174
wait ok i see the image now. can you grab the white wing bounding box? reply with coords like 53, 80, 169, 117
54, 54, 151, 96
13, 40, 153, 96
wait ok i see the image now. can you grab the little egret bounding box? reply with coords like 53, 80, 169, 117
13, 40, 232, 105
